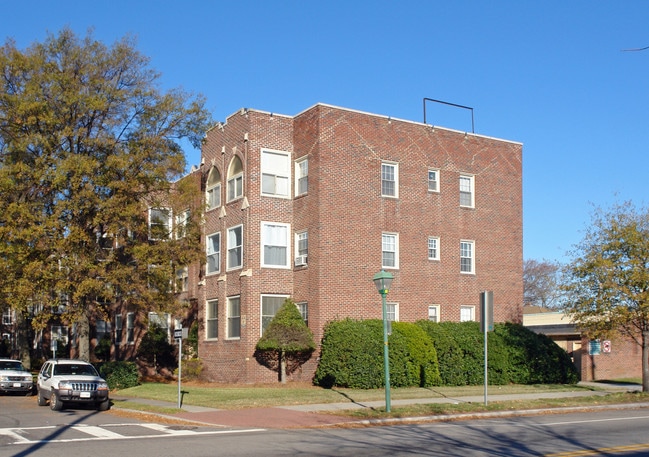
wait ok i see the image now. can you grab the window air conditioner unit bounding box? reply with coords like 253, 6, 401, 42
294, 255, 308, 266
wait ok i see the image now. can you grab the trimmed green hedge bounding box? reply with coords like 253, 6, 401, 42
98, 361, 140, 390
313, 319, 578, 389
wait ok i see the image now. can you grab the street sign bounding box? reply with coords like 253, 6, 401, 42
174, 328, 182, 339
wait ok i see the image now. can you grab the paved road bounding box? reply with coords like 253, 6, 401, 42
2, 402, 649, 457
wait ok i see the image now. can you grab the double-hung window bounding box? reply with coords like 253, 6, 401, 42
460, 240, 475, 274
227, 156, 244, 202
206, 299, 218, 339
428, 169, 440, 192
428, 305, 440, 323
261, 149, 290, 197
381, 162, 398, 197
175, 266, 188, 292
149, 208, 172, 240
460, 305, 475, 322
227, 225, 243, 270
386, 303, 399, 322
295, 231, 308, 266
459, 174, 475, 208
261, 295, 289, 334
206, 167, 221, 210
382, 233, 399, 269
261, 222, 289, 268
206, 232, 221, 275
428, 236, 440, 261
115, 314, 122, 345
175, 210, 189, 239
295, 158, 308, 196
126, 312, 135, 344
227, 296, 241, 339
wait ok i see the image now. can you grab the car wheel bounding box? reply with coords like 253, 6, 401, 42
49, 391, 63, 411
37, 388, 47, 406
97, 398, 110, 411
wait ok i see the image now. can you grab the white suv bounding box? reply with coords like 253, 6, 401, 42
37, 359, 110, 411
0, 358, 34, 395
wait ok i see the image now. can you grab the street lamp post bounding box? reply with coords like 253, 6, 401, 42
373, 269, 394, 412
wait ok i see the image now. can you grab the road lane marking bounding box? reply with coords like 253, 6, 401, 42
545, 442, 649, 456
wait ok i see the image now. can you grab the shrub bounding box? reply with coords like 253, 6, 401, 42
175, 358, 203, 380
313, 319, 440, 389
98, 361, 139, 390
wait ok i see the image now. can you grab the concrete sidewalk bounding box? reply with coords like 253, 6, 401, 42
110, 382, 645, 430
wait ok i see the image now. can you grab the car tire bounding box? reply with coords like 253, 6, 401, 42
97, 398, 110, 411
37, 389, 47, 406
49, 391, 63, 411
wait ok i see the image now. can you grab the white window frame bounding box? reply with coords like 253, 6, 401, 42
206, 232, 221, 275
460, 305, 475, 322
227, 156, 244, 202
428, 305, 440, 323
227, 225, 243, 271
295, 231, 308, 266
148, 208, 172, 240
206, 299, 218, 340
126, 312, 135, 344
261, 222, 290, 268
206, 166, 222, 210
381, 162, 399, 198
175, 210, 189, 239
382, 232, 399, 269
175, 266, 188, 292
428, 169, 440, 193
51, 325, 69, 346
296, 302, 308, 326
260, 294, 290, 335
2, 309, 12, 325
227, 296, 241, 339
261, 148, 291, 198
295, 157, 308, 196
459, 174, 475, 208
428, 236, 440, 261
460, 240, 475, 274
115, 314, 122, 345
386, 303, 399, 322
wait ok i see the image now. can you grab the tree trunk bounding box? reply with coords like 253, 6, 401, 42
77, 313, 91, 362
280, 350, 286, 384
643, 329, 649, 393
15, 311, 32, 369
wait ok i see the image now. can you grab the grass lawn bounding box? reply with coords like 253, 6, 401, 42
114, 381, 644, 411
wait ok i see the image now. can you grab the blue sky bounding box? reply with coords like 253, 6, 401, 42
4, 1, 649, 264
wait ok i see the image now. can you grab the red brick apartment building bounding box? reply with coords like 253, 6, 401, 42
193, 103, 523, 383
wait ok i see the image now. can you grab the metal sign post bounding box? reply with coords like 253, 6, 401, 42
174, 328, 182, 408
480, 291, 494, 406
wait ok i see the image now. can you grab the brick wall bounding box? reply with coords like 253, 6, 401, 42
196, 104, 523, 383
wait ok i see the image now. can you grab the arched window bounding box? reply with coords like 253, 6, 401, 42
206, 166, 221, 210
227, 156, 243, 202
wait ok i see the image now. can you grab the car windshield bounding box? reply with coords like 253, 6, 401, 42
53, 364, 98, 376
0, 361, 25, 371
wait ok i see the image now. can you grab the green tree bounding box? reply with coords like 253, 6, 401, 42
561, 201, 649, 391
255, 299, 315, 383
0, 29, 211, 361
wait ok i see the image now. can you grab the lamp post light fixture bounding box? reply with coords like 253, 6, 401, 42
373, 269, 394, 412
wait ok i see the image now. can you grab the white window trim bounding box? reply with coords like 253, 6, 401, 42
205, 299, 218, 340
261, 148, 291, 198
126, 312, 135, 345
226, 295, 241, 340
381, 161, 399, 198
206, 167, 222, 211
428, 305, 440, 323
261, 221, 291, 269
226, 224, 243, 271
260, 294, 290, 336
382, 232, 399, 269
148, 207, 172, 240
226, 156, 244, 203
295, 157, 308, 196
206, 231, 221, 275
460, 174, 475, 208
460, 239, 475, 274
386, 302, 399, 322
428, 169, 440, 193
460, 305, 476, 322
428, 236, 440, 261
